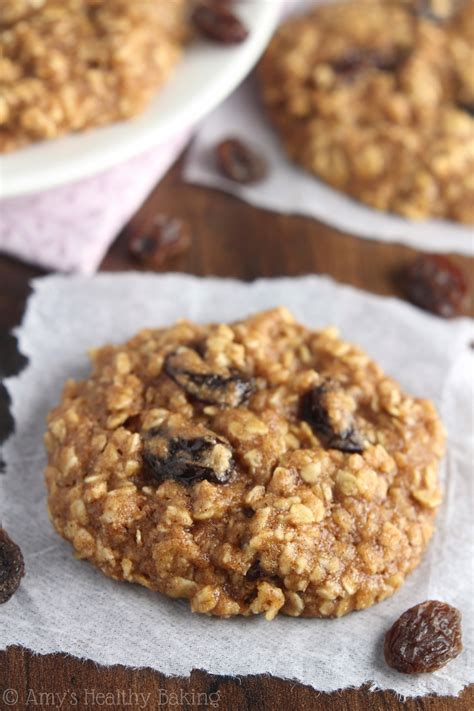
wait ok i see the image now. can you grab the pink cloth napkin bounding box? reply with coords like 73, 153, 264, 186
0, 132, 190, 274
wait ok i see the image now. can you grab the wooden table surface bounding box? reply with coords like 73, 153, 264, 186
0, 157, 472, 710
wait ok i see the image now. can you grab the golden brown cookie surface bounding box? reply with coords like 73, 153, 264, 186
44, 309, 445, 619
259, 0, 474, 223
0, 0, 190, 152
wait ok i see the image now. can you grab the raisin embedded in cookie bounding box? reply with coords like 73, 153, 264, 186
258, 0, 474, 223
44, 309, 445, 619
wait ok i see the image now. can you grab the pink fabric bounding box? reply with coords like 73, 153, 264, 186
0, 133, 190, 274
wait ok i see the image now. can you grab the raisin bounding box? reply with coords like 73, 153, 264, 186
413, 0, 453, 21
458, 102, 474, 116
0, 528, 25, 604
384, 600, 463, 673
128, 215, 191, 269
244, 561, 281, 588
143, 425, 234, 485
123, 414, 142, 433
402, 254, 468, 318
300, 382, 364, 454
216, 138, 267, 184
164, 347, 254, 407
332, 47, 405, 77
325, 430, 365, 453
242, 506, 255, 518
245, 560, 262, 581
192, 2, 248, 44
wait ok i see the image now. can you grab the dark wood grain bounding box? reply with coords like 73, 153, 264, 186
0, 156, 472, 710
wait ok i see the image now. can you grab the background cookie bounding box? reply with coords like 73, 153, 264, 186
44, 309, 445, 619
258, 0, 474, 223
0, 0, 190, 152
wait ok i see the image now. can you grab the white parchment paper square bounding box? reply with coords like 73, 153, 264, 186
1, 273, 473, 697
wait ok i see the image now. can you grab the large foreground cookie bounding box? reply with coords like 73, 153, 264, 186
258, 0, 474, 223
45, 309, 445, 619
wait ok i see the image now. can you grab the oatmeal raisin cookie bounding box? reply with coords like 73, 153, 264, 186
44, 309, 445, 619
0, 0, 190, 151
258, 0, 474, 223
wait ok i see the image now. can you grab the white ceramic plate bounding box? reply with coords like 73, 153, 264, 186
0, 0, 281, 199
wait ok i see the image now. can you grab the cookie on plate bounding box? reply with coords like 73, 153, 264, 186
0, 0, 190, 152
258, 0, 474, 223
44, 309, 445, 619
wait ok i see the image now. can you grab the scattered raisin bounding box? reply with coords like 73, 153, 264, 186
192, 2, 248, 44
216, 138, 267, 184
384, 601, 463, 673
0, 528, 25, 604
300, 382, 364, 454
164, 347, 254, 407
143, 425, 234, 485
128, 215, 191, 268
402, 254, 468, 318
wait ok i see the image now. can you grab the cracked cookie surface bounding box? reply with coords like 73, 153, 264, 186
258, 0, 474, 223
45, 308, 445, 619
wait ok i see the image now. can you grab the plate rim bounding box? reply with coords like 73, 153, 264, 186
0, 0, 282, 199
